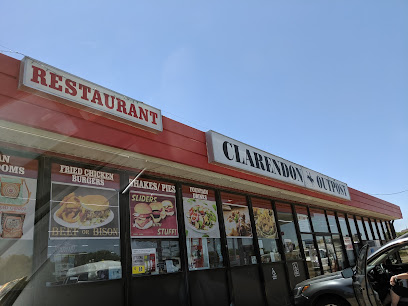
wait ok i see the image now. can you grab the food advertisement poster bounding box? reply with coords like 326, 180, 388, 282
129, 177, 178, 238
182, 186, 220, 238
0, 154, 37, 240
253, 207, 277, 239
223, 203, 252, 237
49, 163, 120, 239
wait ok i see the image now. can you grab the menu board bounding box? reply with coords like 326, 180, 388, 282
129, 177, 178, 238
223, 203, 253, 237
253, 207, 277, 239
49, 164, 120, 239
183, 186, 220, 238
0, 154, 37, 239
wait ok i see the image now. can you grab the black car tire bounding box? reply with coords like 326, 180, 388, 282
314, 295, 349, 306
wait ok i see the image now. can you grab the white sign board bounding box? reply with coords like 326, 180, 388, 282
18, 57, 162, 133
206, 131, 350, 200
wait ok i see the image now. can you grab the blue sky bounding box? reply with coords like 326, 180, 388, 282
1, 1, 407, 230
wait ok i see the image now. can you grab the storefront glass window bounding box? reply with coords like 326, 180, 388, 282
316, 235, 331, 274
0, 153, 38, 287
326, 211, 339, 234
364, 218, 374, 240
348, 216, 359, 243
295, 206, 311, 233
356, 216, 367, 241
324, 236, 339, 272
332, 234, 347, 270
221, 192, 256, 267
377, 221, 385, 241
386, 222, 394, 239
338, 213, 355, 266
47, 163, 121, 284
310, 208, 328, 233
129, 176, 180, 275
182, 185, 223, 270
371, 220, 379, 240
276, 203, 301, 260
251, 198, 280, 263
382, 221, 390, 240
301, 234, 320, 278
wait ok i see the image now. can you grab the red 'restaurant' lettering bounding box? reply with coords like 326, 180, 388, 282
49, 72, 63, 91
116, 98, 127, 114
30, 65, 47, 86
65, 79, 77, 96
91, 90, 103, 106
139, 107, 148, 122
78, 84, 91, 101
104, 93, 115, 109
128, 103, 138, 118
150, 111, 158, 125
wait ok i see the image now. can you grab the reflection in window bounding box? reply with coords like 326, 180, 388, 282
296, 206, 311, 233
252, 198, 280, 263
371, 221, 379, 240
301, 234, 320, 278
310, 208, 328, 233
316, 236, 330, 274
377, 221, 385, 240
332, 234, 347, 270
356, 217, 367, 241
364, 218, 374, 240
222, 193, 256, 266
326, 211, 339, 234
276, 203, 301, 260
338, 213, 355, 266
47, 239, 121, 285
131, 239, 180, 274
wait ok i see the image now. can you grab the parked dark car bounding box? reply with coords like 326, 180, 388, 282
293, 237, 408, 306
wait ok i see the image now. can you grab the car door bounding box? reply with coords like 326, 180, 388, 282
352, 245, 381, 306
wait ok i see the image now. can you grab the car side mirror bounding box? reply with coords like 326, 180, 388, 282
341, 267, 354, 278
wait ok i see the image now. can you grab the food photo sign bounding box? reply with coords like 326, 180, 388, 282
0, 154, 38, 240
223, 203, 253, 237
182, 186, 220, 238
129, 177, 178, 238
253, 207, 277, 239
49, 164, 120, 239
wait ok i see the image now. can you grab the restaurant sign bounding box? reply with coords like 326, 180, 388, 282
18, 57, 162, 133
206, 131, 350, 200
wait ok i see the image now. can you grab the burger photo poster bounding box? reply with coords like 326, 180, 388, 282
49, 164, 120, 239
182, 186, 220, 239
129, 178, 178, 238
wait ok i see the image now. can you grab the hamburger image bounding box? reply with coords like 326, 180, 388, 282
162, 200, 175, 216
149, 202, 166, 223
78, 195, 111, 226
133, 203, 153, 229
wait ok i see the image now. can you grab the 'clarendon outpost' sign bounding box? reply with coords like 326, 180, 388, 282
18, 57, 162, 133
206, 131, 350, 200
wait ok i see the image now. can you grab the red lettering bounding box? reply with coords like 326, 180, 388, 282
104, 93, 115, 109
139, 107, 148, 122
116, 98, 127, 114
91, 90, 103, 106
128, 103, 138, 118
65, 79, 77, 96
78, 84, 91, 100
150, 111, 158, 125
30, 65, 47, 86
49, 72, 63, 91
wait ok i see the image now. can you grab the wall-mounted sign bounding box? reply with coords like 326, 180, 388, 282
129, 178, 178, 238
0, 154, 37, 240
206, 131, 350, 200
18, 57, 162, 133
49, 163, 120, 239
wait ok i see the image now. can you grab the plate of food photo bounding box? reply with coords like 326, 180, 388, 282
185, 201, 218, 234
54, 193, 114, 229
